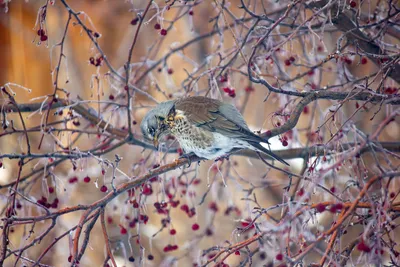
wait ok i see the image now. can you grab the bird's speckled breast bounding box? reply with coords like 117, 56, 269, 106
169, 111, 214, 151
168, 109, 248, 159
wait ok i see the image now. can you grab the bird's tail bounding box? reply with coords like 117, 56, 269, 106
249, 142, 290, 166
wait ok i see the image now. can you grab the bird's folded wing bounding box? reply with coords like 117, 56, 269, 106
175, 97, 265, 143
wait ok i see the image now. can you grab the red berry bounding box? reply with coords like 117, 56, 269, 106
83, 176, 91, 183
245, 86, 254, 93
297, 187, 305, 197
205, 228, 213, 236
131, 17, 139, 25
100, 185, 108, 192
315, 203, 326, 213
276, 253, 283, 261
142, 184, 153, 195
361, 57, 368, 64
68, 177, 78, 184
219, 75, 228, 83
160, 29, 167, 36
289, 56, 295, 62
282, 140, 288, 147
330, 186, 336, 193
154, 23, 161, 30
40, 35, 48, 42
357, 240, 371, 253
189, 10, 194, 15
51, 201, 58, 209
37, 29, 45, 36
209, 202, 219, 212
284, 59, 291, 66
167, 68, 174, 75
180, 204, 189, 213
48, 187, 54, 194
329, 203, 343, 213
170, 229, 176, 235
109, 94, 115, 100
170, 200, 180, 207
187, 208, 196, 218
350, 1, 357, 8
120, 226, 127, 235
192, 223, 200, 231
235, 251, 240, 255
223, 87, 231, 93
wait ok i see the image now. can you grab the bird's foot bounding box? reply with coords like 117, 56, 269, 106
178, 152, 196, 168
214, 153, 230, 162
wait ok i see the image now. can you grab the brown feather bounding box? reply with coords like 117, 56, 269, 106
174, 96, 267, 144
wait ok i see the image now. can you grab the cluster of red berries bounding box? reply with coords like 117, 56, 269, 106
284, 56, 296, 66
341, 56, 353, 65
223, 87, 236, 98
163, 244, 179, 252
153, 23, 168, 36
357, 239, 371, 253
37, 28, 48, 42
384, 87, 398, 94
329, 203, 344, 213
154, 201, 168, 214
37, 196, 59, 209
180, 204, 196, 217
280, 135, 289, 147
89, 56, 104, 67
68, 176, 79, 184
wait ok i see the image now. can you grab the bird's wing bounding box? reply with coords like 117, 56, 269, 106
174, 96, 265, 143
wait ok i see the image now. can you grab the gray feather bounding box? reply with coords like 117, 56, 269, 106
218, 103, 250, 131
140, 100, 175, 139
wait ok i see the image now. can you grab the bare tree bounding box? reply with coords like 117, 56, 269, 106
0, 0, 399, 266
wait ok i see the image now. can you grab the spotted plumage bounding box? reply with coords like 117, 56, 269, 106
140, 96, 289, 165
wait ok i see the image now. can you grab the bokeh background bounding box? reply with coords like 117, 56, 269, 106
0, 0, 399, 266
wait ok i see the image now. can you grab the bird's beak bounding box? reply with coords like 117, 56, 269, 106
153, 130, 161, 149
153, 138, 159, 150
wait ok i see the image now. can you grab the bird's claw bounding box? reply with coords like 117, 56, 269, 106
178, 152, 196, 168
215, 154, 230, 162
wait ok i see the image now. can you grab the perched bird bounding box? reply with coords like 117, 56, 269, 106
140, 96, 289, 165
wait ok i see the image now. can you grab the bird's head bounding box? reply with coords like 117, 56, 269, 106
140, 100, 176, 149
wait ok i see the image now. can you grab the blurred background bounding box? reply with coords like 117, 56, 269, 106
0, 0, 399, 266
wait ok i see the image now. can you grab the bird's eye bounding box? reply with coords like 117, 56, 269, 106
147, 127, 155, 136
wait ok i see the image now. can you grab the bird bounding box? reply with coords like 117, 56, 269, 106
140, 96, 289, 166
